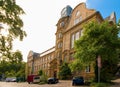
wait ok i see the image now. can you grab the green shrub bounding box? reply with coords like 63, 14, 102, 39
90, 82, 110, 87
39, 81, 47, 85
40, 73, 47, 83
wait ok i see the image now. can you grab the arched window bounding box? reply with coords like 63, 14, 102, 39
76, 10, 80, 17
58, 32, 62, 38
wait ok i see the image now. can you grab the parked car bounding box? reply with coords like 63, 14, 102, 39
5, 77, 16, 82
33, 76, 40, 83
27, 75, 40, 84
47, 77, 59, 84
72, 76, 84, 86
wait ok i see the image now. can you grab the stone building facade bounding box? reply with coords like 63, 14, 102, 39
27, 3, 116, 79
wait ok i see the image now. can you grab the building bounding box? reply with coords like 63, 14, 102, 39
27, 2, 116, 79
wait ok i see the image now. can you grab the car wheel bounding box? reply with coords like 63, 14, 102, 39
49, 82, 52, 84
56, 80, 58, 83
72, 82, 75, 86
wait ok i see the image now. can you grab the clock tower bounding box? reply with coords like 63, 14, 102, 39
55, 5, 72, 75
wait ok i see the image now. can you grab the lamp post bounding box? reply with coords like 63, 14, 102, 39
97, 55, 101, 83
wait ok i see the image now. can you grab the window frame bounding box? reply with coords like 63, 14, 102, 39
70, 30, 82, 49
85, 65, 90, 73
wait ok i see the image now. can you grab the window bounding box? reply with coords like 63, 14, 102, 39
57, 52, 59, 58
76, 11, 80, 17
85, 65, 90, 73
58, 42, 62, 48
64, 55, 67, 62
58, 32, 62, 38
80, 29, 83, 36
48, 55, 50, 61
60, 21, 65, 27
43, 57, 44, 62
71, 34, 74, 48
75, 32, 79, 40
79, 16, 82, 22
74, 16, 82, 25
71, 30, 82, 48
70, 53, 74, 60
74, 18, 79, 25
46, 57, 47, 61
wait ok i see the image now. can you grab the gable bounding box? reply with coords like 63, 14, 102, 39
27, 50, 34, 58
66, 3, 96, 30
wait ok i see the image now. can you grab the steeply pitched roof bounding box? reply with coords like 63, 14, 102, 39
105, 12, 116, 24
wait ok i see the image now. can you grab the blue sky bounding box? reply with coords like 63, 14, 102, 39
87, 0, 120, 22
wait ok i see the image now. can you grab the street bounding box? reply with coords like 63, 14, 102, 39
0, 79, 120, 87
0, 80, 89, 87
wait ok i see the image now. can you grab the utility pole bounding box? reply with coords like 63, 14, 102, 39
97, 55, 101, 83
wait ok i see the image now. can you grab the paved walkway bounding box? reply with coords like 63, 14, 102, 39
111, 78, 120, 87
0, 79, 120, 87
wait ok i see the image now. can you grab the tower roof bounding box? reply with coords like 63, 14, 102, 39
61, 5, 73, 18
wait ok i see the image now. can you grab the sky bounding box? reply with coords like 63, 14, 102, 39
15, 0, 120, 62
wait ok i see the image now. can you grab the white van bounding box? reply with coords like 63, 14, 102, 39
33, 76, 40, 83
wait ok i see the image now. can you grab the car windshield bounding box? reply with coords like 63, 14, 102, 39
34, 76, 40, 79
48, 77, 56, 79
74, 76, 83, 79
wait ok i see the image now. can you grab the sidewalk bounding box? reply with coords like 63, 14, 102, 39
111, 78, 120, 87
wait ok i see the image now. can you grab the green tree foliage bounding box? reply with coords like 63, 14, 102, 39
71, 21, 120, 82
39, 71, 48, 83
16, 62, 26, 77
38, 69, 43, 76
0, 50, 26, 78
117, 19, 120, 35
59, 62, 71, 80
11, 50, 23, 63
0, 0, 26, 78
0, 0, 26, 59
0, 35, 13, 58
0, 0, 26, 40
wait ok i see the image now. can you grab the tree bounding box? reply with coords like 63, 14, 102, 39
39, 70, 48, 83
11, 50, 23, 63
0, 1, 26, 80
0, 0, 26, 40
0, 35, 13, 59
16, 62, 26, 77
59, 62, 71, 80
117, 19, 120, 36
0, 50, 26, 79
71, 21, 120, 82
38, 69, 43, 76
0, 0, 26, 60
